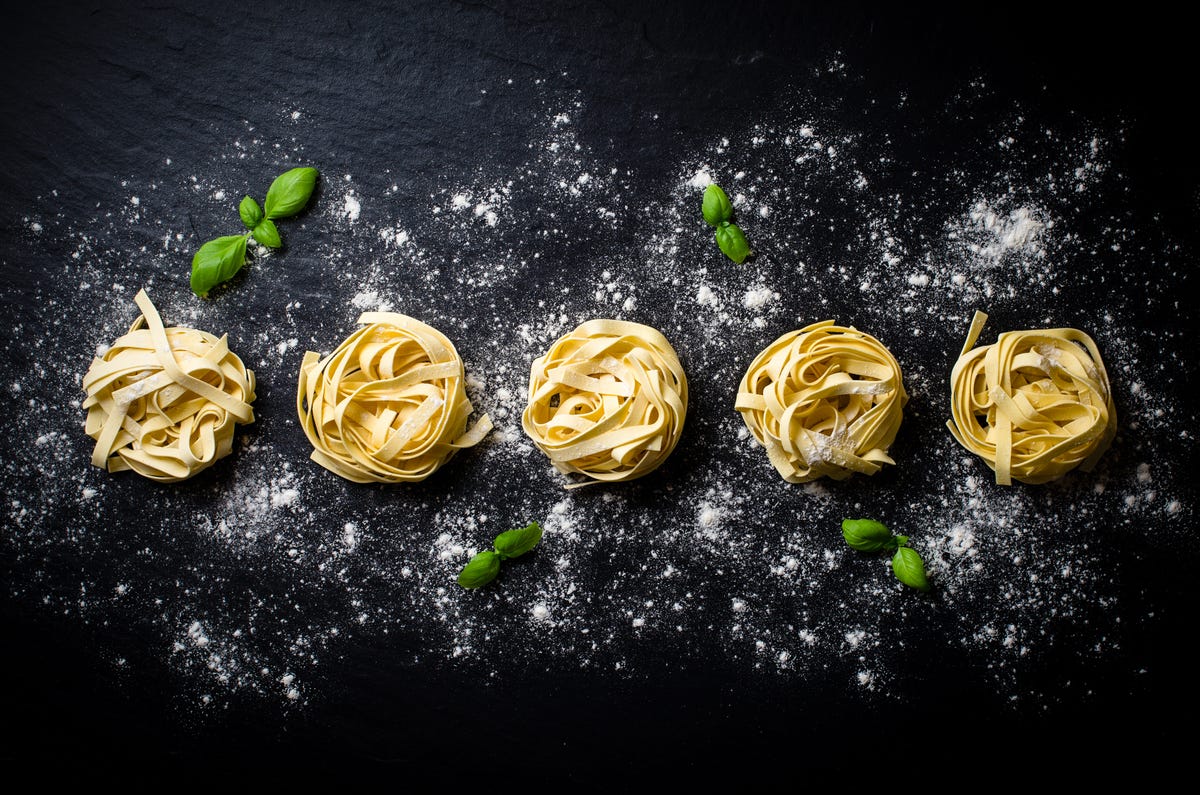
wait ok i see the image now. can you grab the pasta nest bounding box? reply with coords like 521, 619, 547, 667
947, 311, 1116, 485
297, 312, 491, 483
522, 319, 688, 487
82, 289, 256, 483
735, 321, 907, 483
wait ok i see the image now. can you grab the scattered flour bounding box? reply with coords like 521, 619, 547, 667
1, 66, 1188, 716
342, 192, 361, 223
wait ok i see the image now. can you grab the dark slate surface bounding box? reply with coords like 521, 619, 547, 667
1, 0, 1197, 779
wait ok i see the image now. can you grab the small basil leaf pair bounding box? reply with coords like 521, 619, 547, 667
841, 518, 930, 592
237, 196, 280, 248
701, 184, 753, 264
457, 521, 544, 589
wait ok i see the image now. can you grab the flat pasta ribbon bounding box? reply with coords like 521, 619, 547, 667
522, 319, 688, 488
947, 310, 1116, 485
296, 312, 491, 483
735, 321, 907, 483
82, 289, 256, 482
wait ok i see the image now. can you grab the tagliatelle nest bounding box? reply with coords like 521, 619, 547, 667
735, 321, 907, 483
82, 289, 256, 483
947, 310, 1116, 485
296, 312, 491, 483
522, 319, 688, 487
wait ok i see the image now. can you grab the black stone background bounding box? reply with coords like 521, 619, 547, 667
1, 0, 1197, 781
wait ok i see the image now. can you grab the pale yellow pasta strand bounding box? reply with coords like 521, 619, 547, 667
735, 321, 907, 483
522, 319, 688, 488
82, 289, 256, 482
947, 310, 1116, 485
296, 312, 491, 483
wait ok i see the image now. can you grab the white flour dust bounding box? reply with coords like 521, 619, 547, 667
2, 66, 1190, 713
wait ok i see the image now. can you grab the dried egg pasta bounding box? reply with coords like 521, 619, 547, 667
947, 310, 1116, 485
82, 289, 256, 482
297, 312, 490, 483
522, 319, 687, 487
735, 321, 906, 483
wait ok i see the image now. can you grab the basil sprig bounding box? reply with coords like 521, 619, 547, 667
458, 521, 544, 589
190, 166, 319, 297
701, 183, 753, 263
841, 518, 930, 592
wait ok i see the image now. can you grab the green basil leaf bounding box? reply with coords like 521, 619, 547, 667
493, 521, 543, 560
239, 195, 264, 229
702, 184, 733, 227
842, 518, 892, 552
190, 234, 249, 298
457, 550, 501, 589
252, 218, 282, 248
264, 166, 319, 219
892, 546, 931, 591
893, 535, 909, 548
715, 221, 751, 263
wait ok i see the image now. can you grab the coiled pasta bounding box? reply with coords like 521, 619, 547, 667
82, 289, 256, 482
735, 321, 906, 483
947, 310, 1116, 485
522, 319, 688, 487
297, 312, 491, 483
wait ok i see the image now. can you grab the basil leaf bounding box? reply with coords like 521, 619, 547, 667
264, 166, 319, 219
252, 218, 282, 248
457, 550, 501, 589
239, 196, 264, 229
842, 518, 892, 552
715, 222, 751, 263
190, 234, 249, 298
493, 521, 543, 560
702, 184, 733, 226
892, 547, 931, 591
